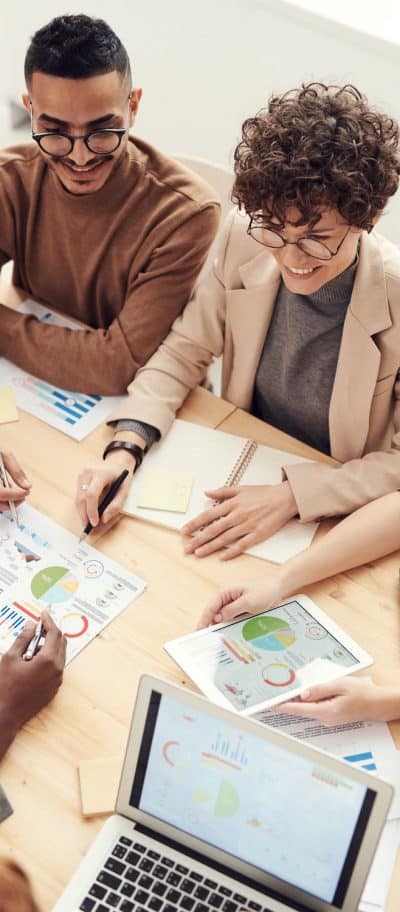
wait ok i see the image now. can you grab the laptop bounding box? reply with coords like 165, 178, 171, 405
53, 674, 393, 912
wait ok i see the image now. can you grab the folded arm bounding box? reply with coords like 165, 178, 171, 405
0, 205, 219, 395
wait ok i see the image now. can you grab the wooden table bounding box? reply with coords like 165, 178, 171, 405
0, 381, 398, 910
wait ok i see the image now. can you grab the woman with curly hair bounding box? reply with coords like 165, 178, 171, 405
86, 83, 400, 561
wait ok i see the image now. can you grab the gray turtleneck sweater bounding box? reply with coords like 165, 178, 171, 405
123, 260, 358, 456
251, 260, 357, 455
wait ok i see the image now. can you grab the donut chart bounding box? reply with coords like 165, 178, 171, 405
242, 615, 296, 651
60, 612, 89, 638
262, 663, 296, 687
30, 565, 79, 604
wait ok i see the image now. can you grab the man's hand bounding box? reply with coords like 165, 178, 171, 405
0, 611, 66, 759
183, 481, 298, 560
197, 572, 287, 628
275, 677, 396, 726
0, 450, 31, 505
76, 450, 135, 529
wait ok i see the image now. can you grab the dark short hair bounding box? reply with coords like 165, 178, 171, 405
24, 14, 131, 87
233, 83, 400, 229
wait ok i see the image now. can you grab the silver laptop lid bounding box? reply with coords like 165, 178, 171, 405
117, 675, 392, 912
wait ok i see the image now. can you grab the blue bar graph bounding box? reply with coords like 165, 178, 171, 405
343, 750, 377, 772
17, 374, 104, 428
0, 603, 25, 635
211, 733, 248, 766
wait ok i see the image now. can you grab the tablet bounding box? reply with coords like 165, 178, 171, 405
164, 595, 373, 715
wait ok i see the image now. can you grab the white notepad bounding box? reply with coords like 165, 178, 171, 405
123, 420, 318, 563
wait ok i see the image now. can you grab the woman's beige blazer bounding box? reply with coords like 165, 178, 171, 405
112, 209, 400, 522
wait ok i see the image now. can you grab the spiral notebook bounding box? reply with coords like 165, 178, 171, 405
123, 420, 318, 562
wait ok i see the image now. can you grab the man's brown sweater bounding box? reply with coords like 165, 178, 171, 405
0, 137, 219, 402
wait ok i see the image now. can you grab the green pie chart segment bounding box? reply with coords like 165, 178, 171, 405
194, 777, 240, 817
242, 615, 295, 651
31, 566, 79, 604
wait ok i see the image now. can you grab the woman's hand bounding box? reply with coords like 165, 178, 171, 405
183, 481, 298, 561
276, 676, 400, 725
0, 450, 31, 504
197, 570, 287, 628
76, 450, 135, 529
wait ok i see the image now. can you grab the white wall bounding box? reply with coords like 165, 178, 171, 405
1, 0, 400, 239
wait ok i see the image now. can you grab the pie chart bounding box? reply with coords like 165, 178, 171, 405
30, 566, 79, 605
242, 615, 295, 651
194, 775, 240, 817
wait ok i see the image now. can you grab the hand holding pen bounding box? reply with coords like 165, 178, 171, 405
0, 611, 66, 759
22, 618, 46, 660
79, 469, 130, 542
0, 450, 31, 524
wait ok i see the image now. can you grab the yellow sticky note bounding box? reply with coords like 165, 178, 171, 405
0, 387, 18, 424
78, 755, 122, 818
138, 470, 194, 513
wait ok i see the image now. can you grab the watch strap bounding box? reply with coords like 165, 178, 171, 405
102, 440, 146, 470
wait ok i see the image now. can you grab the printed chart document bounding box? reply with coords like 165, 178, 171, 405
256, 702, 400, 911
0, 300, 127, 440
124, 420, 318, 563
0, 503, 146, 663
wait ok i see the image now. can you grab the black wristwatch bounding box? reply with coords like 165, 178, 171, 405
102, 440, 146, 471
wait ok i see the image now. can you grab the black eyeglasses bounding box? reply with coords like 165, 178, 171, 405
31, 127, 127, 158
247, 219, 352, 261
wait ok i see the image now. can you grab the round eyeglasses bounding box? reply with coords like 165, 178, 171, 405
31, 128, 127, 158
247, 219, 352, 261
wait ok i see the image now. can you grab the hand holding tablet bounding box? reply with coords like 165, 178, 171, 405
165, 595, 372, 715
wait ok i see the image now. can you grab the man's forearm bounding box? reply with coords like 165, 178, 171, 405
0, 707, 18, 760
0, 305, 136, 395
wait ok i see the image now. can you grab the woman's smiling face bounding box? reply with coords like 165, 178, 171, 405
264, 207, 362, 295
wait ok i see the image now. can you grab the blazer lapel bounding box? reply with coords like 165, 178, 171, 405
329, 233, 392, 461
223, 250, 281, 409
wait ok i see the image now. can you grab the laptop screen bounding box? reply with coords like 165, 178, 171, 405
130, 690, 376, 908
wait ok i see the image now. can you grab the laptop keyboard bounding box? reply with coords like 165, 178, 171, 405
79, 836, 272, 912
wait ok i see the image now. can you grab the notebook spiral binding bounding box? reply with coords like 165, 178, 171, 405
224, 439, 258, 487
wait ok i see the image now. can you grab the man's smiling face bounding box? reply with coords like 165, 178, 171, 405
24, 71, 141, 195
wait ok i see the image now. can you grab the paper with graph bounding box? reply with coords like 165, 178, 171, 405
0, 503, 146, 663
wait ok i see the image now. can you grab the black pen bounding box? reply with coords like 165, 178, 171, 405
79, 469, 129, 543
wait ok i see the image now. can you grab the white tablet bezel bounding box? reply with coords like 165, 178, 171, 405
164, 594, 373, 715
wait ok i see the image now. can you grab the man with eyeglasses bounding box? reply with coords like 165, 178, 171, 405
77, 83, 400, 554
0, 14, 219, 498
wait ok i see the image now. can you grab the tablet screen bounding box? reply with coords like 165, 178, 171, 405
171, 600, 358, 712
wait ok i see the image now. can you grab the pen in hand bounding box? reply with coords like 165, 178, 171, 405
0, 452, 19, 527
22, 619, 45, 661
79, 468, 129, 543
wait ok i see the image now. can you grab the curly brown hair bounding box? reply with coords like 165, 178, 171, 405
232, 83, 400, 229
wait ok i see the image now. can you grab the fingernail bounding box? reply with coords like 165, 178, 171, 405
301, 689, 310, 700
215, 613, 222, 622
21, 478, 31, 489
